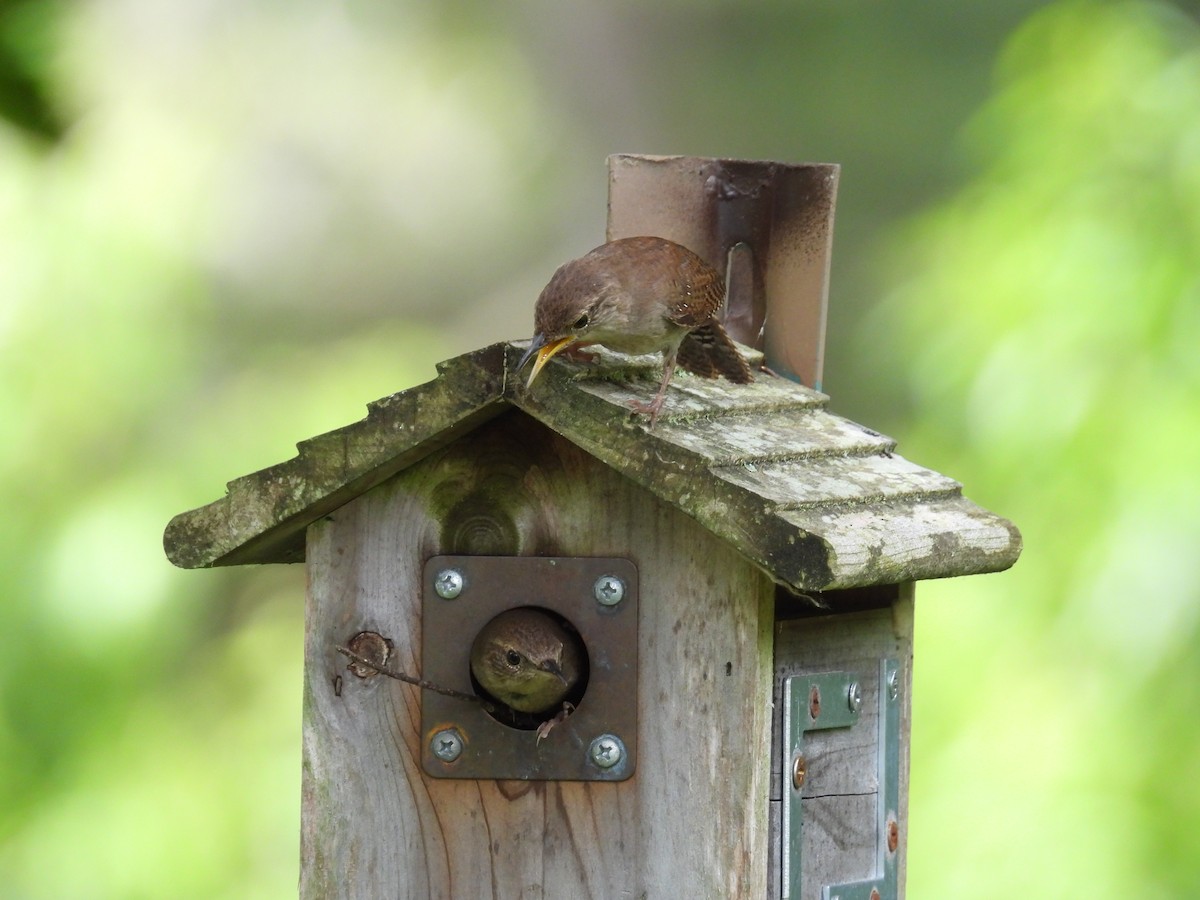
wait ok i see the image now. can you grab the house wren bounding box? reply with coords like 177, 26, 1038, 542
470, 608, 583, 715
518, 236, 753, 425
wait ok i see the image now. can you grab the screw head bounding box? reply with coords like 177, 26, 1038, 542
434, 569, 464, 599
847, 681, 863, 713
588, 733, 624, 769
431, 728, 464, 762
593, 575, 625, 607
887, 669, 900, 702
791, 754, 806, 790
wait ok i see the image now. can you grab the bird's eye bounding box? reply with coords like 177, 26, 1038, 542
505, 649, 522, 667
572, 313, 589, 330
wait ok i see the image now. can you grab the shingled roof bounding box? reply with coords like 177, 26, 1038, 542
164, 341, 1021, 592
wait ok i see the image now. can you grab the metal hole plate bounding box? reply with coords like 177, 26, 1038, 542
421, 555, 638, 781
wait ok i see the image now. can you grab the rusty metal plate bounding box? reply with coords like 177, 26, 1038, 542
607, 154, 839, 392
421, 555, 637, 781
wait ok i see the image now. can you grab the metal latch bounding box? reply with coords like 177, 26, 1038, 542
782, 659, 901, 899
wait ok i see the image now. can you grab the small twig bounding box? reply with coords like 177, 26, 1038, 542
335, 645, 495, 713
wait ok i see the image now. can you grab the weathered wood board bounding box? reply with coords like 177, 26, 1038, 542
300, 411, 776, 898
767, 592, 914, 899
164, 343, 1022, 595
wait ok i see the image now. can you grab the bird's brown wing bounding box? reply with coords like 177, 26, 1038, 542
665, 256, 726, 328
677, 320, 753, 383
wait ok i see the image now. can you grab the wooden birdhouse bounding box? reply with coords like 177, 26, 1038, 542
164, 156, 1020, 899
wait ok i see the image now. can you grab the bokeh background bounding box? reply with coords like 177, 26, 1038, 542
2, 0, 1198, 896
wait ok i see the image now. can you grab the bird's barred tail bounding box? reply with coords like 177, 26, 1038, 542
677, 321, 753, 383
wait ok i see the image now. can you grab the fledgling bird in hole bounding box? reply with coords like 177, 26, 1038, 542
470, 607, 584, 716
518, 236, 753, 426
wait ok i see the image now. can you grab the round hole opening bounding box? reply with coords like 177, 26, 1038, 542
469, 605, 590, 731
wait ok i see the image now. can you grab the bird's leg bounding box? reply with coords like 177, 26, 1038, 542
629, 350, 678, 427
535, 701, 575, 744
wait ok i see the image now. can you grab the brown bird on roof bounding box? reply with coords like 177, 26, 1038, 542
518, 236, 752, 426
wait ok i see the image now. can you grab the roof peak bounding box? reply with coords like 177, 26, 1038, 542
164, 341, 1020, 591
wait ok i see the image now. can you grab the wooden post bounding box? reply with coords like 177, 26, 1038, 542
300, 414, 776, 897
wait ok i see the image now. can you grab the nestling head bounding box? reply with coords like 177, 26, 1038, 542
470, 607, 583, 715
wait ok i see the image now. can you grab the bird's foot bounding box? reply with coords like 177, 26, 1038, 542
628, 397, 666, 428
562, 345, 599, 364
535, 702, 576, 744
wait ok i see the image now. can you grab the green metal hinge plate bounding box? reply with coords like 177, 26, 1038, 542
782, 659, 901, 900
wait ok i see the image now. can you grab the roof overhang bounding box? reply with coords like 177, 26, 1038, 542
164, 342, 1021, 591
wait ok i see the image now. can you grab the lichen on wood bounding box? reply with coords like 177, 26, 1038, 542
164, 340, 1021, 594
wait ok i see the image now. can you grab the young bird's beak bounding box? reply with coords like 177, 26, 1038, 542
539, 658, 569, 686
518, 335, 577, 388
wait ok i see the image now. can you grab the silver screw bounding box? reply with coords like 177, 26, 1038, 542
593, 575, 625, 607
431, 728, 463, 762
847, 681, 863, 713
887, 669, 900, 702
588, 733, 625, 769
434, 569, 464, 599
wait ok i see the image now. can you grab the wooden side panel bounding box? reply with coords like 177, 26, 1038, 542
768, 591, 914, 899
300, 411, 775, 898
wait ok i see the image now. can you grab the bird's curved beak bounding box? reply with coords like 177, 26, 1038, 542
518, 334, 577, 388
539, 659, 568, 686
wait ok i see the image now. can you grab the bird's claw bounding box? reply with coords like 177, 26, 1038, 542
562, 345, 599, 364
628, 398, 665, 428
535, 702, 575, 744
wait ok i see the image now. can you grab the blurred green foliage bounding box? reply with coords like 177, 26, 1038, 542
865, 3, 1200, 894
0, 0, 1196, 896
0, 0, 63, 138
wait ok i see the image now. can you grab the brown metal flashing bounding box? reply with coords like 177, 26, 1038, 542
607, 154, 838, 391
